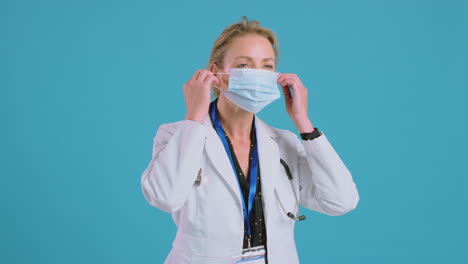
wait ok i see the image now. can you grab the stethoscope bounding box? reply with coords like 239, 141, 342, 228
277, 158, 306, 221
195, 158, 307, 221
207, 98, 305, 222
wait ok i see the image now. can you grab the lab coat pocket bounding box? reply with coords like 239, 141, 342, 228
192, 164, 242, 239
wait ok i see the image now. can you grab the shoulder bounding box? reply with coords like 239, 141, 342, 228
269, 126, 298, 142
154, 119, 199, 139
256, 117, 298, 140
158, 120, 186, 132
256, 118, 304, 167
256, 117, 301, 149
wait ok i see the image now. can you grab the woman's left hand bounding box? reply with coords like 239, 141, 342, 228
277, 73, 315, 133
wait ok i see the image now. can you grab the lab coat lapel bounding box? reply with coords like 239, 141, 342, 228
202, 114, 281, 220
203, 115, 243, 201
253, 115, 281, 225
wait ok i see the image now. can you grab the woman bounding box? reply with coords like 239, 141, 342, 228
141, 16, 359, 264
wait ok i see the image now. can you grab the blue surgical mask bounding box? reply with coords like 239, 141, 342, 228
212, 68, 281, 113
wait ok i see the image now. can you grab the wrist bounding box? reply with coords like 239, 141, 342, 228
300, 127, 322, 141
293, 117, 314, 133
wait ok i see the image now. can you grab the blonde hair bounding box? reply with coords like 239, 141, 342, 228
206, 16, 280, 98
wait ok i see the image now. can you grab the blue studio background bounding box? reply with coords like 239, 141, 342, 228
2, 0, 467, 263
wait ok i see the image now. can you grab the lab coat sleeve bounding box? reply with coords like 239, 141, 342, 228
141, 120, 209, 213
296, 132, 359, 216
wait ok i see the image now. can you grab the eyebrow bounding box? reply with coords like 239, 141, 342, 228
234, 56, 275, 62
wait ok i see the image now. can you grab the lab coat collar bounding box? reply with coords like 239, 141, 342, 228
202, 114, 277, 139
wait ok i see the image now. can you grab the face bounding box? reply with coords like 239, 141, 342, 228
212, 34, 276, 91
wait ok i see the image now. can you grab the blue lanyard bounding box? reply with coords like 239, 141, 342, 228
209, 100, 259, 247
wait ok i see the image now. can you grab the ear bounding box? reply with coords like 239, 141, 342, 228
209, 63, 220, 75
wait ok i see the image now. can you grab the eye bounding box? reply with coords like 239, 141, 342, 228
237, 63, 249, 68
265, 65, 274, 69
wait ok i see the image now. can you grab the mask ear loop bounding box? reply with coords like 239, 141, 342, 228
211, 72, 230, 91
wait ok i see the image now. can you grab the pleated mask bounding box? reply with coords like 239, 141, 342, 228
212, 68, 281, 113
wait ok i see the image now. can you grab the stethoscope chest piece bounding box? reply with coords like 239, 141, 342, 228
287, 212, 306, 221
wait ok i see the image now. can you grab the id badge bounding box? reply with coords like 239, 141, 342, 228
232, 245, 266, 264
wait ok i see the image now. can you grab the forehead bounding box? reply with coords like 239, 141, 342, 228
224, 34, 275, 61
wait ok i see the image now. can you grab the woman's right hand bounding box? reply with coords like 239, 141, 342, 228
183, 69, 220, 124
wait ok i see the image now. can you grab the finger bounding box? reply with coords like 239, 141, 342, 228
282, 85, 292, 101
275, 71, 282, 80
287, 81, 299, 93
203, 75, 219, 88
197, 70, 209, 82
202, 71, 215, 84
281, 75, 302, 90
194, 69, 203, 81
213, 76, 220, 87
278, 76, 295, 89
277, 73, 285, 83
277, 73, 293, 83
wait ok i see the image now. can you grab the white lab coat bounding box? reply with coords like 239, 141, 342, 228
141, 114, 359, 264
